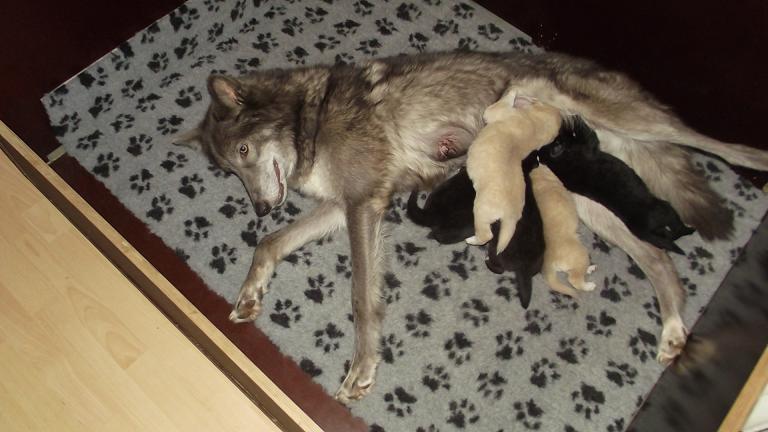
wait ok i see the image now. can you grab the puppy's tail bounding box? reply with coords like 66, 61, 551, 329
405, 191, 431, 227
516, 271, 533, 309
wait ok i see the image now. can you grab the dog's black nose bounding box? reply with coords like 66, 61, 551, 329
254, 202, 272, 217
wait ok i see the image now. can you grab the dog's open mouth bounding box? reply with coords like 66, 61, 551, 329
273, 158, 285, 205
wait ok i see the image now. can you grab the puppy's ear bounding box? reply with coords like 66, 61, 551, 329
173, 128, 202, 151
207, 75, 245, 111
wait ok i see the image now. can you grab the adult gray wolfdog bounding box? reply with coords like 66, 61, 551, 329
176, 50, 768, 403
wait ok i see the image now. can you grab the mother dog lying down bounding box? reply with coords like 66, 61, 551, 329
175, 50, 768, 403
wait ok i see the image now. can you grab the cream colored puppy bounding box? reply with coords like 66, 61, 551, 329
530, 165, 596, 296
466, 92, 562, 252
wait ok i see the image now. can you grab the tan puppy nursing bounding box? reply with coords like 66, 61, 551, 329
530, 165, 596, 296
466, 91, 562, 252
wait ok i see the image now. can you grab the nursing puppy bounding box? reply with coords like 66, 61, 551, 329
530, 165, 596, 296
406, 167, 475, 244
539, 116, 695, 253
465, 91, 562, 252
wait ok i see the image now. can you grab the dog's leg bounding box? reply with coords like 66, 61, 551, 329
335, 200, 387, 403
542, 266, 579, 297
573, 195, 688, 364
230, 201, 346, 322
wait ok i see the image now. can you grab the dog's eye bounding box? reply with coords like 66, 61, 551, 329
239, 144, 249, 156
549, 143, 565, 158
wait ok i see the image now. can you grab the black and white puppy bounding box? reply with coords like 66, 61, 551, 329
538, 116, 695, 254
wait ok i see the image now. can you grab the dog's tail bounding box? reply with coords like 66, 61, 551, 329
405, 191, 432, 227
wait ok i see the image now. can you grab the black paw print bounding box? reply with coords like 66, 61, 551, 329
160, 151, 189, 173
421, 363, 451, 392
334, 52, 355, 65
571, 382, 605, 420
157, 115, 184, 135
140, 22, 160, 44
147, 52, 169, 73
314, 34, 340, 52
333, 19, 361, 37
434, 19, 459, 36
286, 47, 309, 65
550, 290, 580, 311
405, 309, 433, 338
183, 216, 212, 241
729, 246, 746, 267
334, 254, 351, 279
446, 399, 479, 428
681, 276, 698, 297
523, 309, 553, 335
421, 271, 451, 300
92, 152, 120, 178
457, 36, 479, 51
396, 2, 421, 21
46, 86, 68, 108
120, 78, 143, 99
175, 247, 190, 262
557, 337, 589, 364
495, 275, 519, 302
304, 274, 334, 304
356, 39, 382, 56
642, 296, 662, 326
51, 111, 82, 137
136, 92, 162, 112
234, 57, 261, 74
209, 243, 237, 274
230, 0, 246, 21
383, 387, 417, 417
110, 113, 135, 132
600, 274, 632, 303
269, 201, 301, 225
285, 247, 312, 266
509, 37, 534, 53
591, 232, 612, 254
207, 164, 233, 178
353, 0, 374, 16
395, 241, 425, 267
239, 17, 260, 34
687, 246, 715, 276
626, 255, 647, 280
606, 418, 626, 432
585, 310, 617, 337
263, 4, 287, 19
299, 357, 322, 378
476, 370, 506, 400
240, 219, 267, 247
380, 333, 405, 364
448, 246, 478, 280
207, 22, 224, 42
128, 169, 153, 194
628, 328, 657, 363
385, 195, 405, 224
452, 2, 475, 19
269, 298, 302, 329
169, 4, 200, 32
78, 66, 108, 89
444, 332, 473, 365
734, 176, 759, 201
478, 22, 503, 41
252, 32, 278, 53
313, 322, 344, 353
281, 17, 304, 36
495, 330, 524, 360
605, 360, 638, 387
175, 86, 203, 108
304, 6, 327, 24
219, 195, 250, 218
76, 130, 103, 151
382, 272, 402, 304
375, 18, 398, 36
178, 174, 206, 199
695, 159, 724, 183
146, 194, 174, 222
512, 399, 544, 430
409, 32, 429, 52
530, 358, 561, 389
88, 94, 114, 119
159, 72, 183, 88
126, 133, 153, 156
461, 298, 490, 327
215, 37, 238, 53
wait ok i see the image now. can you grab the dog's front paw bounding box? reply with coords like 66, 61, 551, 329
229, 296, 262, 323
656, 317, 689, 365
335, 357, 379, 404
581, 281, 596, 291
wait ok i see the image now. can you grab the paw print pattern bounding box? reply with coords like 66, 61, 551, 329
334, 52, 355, 65
734, 176, 759, 201
405, 309, 433, 338
446, 399, 479, 429
88, 94, 114, 119
334, 254, 351, 279
687, 246, 716, 276
509, 36, 535, 53
240, 219, 267, 247
356, 39, 382, 56
421, 271, 451, 300
286, 47, 310, 65
215, 37, 238, 53
169, 4, 200, 32
120, 78, 143, 99
126, 133, 153, 156
207, 22, 224, 42
434, 19, 459, 36
396, 3, 422, 22
76, 130, 103, 151
395, 241, 425, 267
314, 34, 340, 52
146, 194, 174, 222
530, 358, 561, 389
299, 357, 322, 378
409, 32, 429, 52
175, 86, 203, 108
557, 337, 589, 365
382, 272, 402, 304
209, 243, 237, 274
285, 247, 312, 266
585, 310, 617, 337
178, 174, 206, 198
512, 399, 544, 430
422, 363, 451, 392
51, 112, 82, 137
383, 387, 417, 417
476, 370, 506, 399
128, 169, 153, 194
219, 195, 250, 218
304, 273, 335, 304
495, 331, 524, 360
229, 0, 246, 21
234, 57, 261, 74
46, 86, 68, 108
183, 216, 212, 241
605, 360, 638, 387
591, 232, 612, 254
269, 200, 301, 225
478, 23, 503, 41
628, 328, 657, 363
550, 290, 580, 311
252, 32, 279, 53
269, 298, 302, 329
157, 115, 184, 135
239, 18, 260, 34
334, 19, 361, 37
600, 274, 632, 303
148, 52, 170, 73
281, 17, 304, 36
78, 66, 108, 89
642, 297, 661, 326
461, 298, 490, 327
444, 332, 473, 366
160, 151, 188, 172
159, 73, 183, 88
523, 309, 553, 335
681, 276, 698, 297
570, 382, 605, 420
313, 322, 344, 353
353, 0, 374, 16
134, 90, 160, 110
140, 22, 160, 44
110, 113, 135, 132
380, 333, 405, 364
457, 36, 479, 51
92, 152, 120, 178
263, 4, 287, 19
375, 18, 398, 36
448, 246, 478, 280
384, 195, 405, 224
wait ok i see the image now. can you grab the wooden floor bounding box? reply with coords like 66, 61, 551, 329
0, 148, 280, 432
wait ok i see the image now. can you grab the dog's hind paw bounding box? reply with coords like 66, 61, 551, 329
656, 318, 689, 365
581, 281, 596, 291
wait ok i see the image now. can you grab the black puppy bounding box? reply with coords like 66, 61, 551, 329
538, 116, 695, 254
406, 156, 545, 309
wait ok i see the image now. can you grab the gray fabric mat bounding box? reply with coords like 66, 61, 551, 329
43, 1, 768, 430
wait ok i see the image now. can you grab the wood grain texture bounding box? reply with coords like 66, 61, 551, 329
720, 346, 768, 432
0, 130, 282, 432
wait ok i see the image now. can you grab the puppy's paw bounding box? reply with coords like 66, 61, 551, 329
587, 264, 597, 274
657, 318, 689, 365
581, 281, 596, 292
466, 235, 490, 246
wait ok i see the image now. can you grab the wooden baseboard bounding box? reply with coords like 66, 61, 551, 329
0, 120, 322, 432
720, 346, 768, 431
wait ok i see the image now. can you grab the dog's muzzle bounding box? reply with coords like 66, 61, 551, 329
254, 202, 272, 217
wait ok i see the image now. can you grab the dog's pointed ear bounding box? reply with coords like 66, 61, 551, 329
207, 75, 245, 111
173, 128, 203, 151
